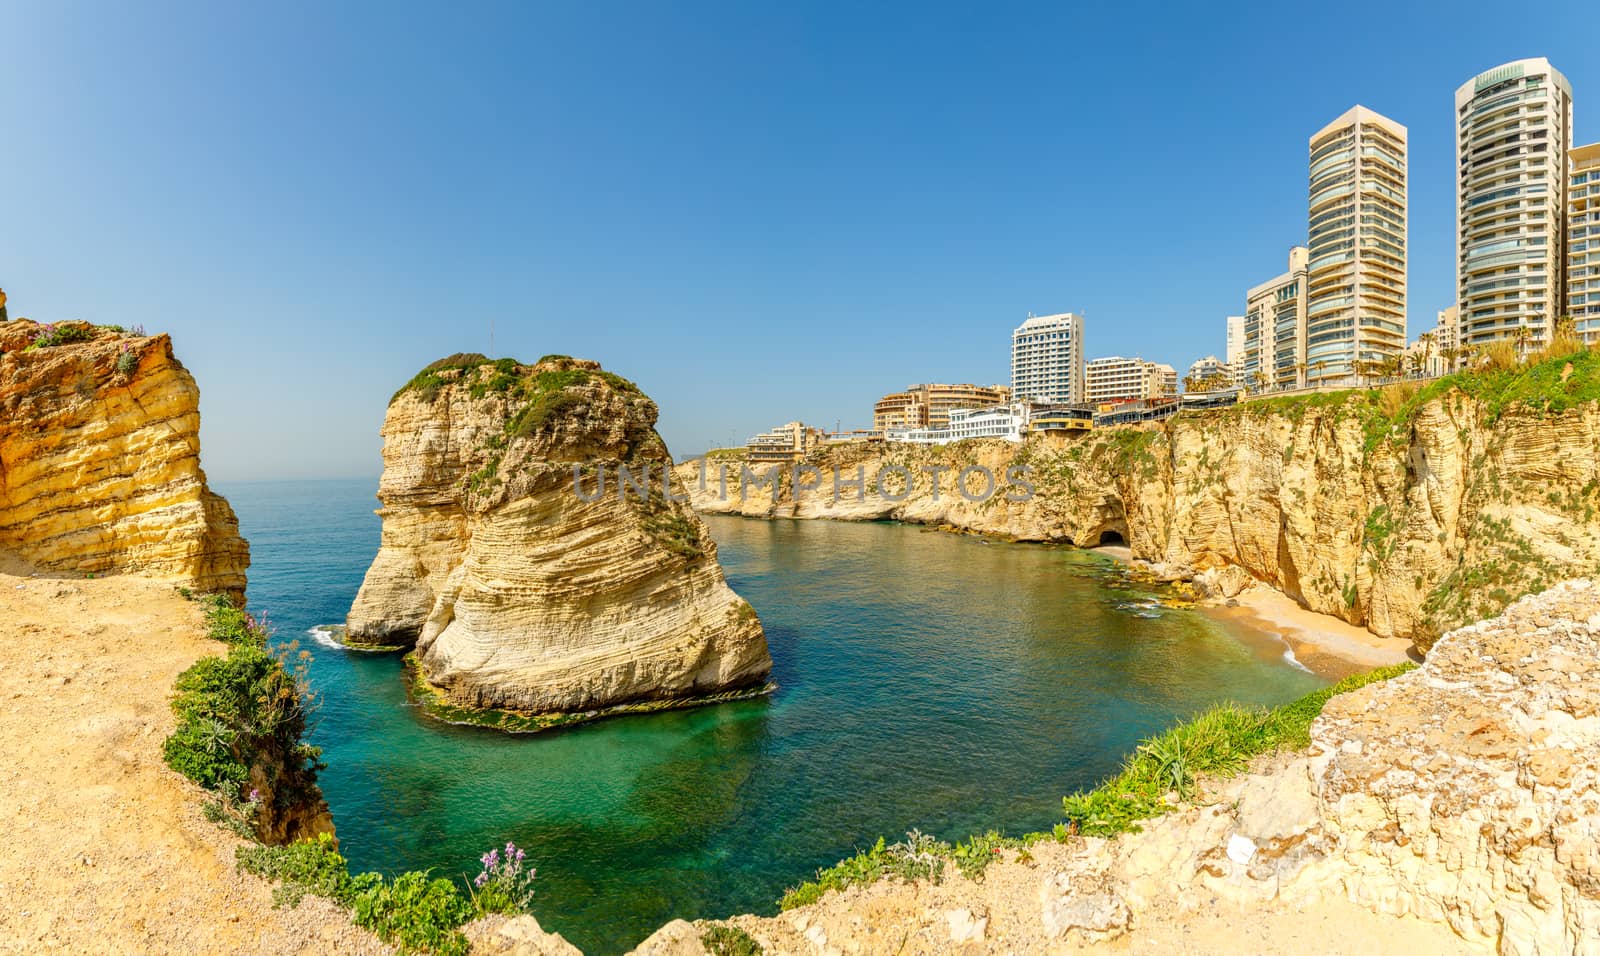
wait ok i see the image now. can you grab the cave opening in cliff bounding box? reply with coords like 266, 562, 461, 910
1097, 530, 1125, 545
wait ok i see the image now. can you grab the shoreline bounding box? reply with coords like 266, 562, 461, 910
1089, 545, 1415, 679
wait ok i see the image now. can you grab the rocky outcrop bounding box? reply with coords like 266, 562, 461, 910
670, 582, 1600, 954
680, 378, 1600, 649
346, 355, 770, 717
0, 319, 248, 597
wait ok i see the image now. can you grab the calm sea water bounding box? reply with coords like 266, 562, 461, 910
217, 478, 1325, 954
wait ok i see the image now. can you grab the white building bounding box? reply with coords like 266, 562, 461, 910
1456, 58, 1574, 353
1185, 355, 1236, 391
888, 403, 1031, 444
1307, 106, 1408, 383
1243, 246, 1310, 390
1086, 356, 1177, 404
1571, 143, 1600, 343
1011, 313, 1085, 404
1225, 315, 1246, 367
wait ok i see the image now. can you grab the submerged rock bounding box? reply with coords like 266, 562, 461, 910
346, 354, 770, 719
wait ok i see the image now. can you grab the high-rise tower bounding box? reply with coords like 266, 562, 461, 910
1307, 106, 1408, 383
1456, 58, 1574, 353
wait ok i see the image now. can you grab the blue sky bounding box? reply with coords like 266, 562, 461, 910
2, 1, 1597, 479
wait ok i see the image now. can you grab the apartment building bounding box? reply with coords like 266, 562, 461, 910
1456, 58, 1574, 353
1307, 106, 1408, 384
1572, 143, 1600, 343
1225, 315, 1246, 367
1242, 247, 1311, 390
745, 421, 825, 464
1185, 355, 1235, 391
889, 402, 1031, 445
1011, 312, 1086, 404
871, 383, 1011, 432
1085, 356, 1177, 403
1433, 305, 1461, 368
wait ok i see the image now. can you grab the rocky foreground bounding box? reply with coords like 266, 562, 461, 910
0, 319, 249, 598
680, 363, 1600, 651
346, 354, 771, 717
617, 580, 1600, 955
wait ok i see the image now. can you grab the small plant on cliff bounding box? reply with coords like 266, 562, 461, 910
237, 835, 535, 955
468, 841, 537, 916
701, 924, 763, 956
24, 323, 94, 349
349, 870, 475, 956
237, 833, 355, 908
115, 343, 138, 377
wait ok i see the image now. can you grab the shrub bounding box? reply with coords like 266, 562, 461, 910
115, 344, 138, 377
202, 592, 271, 645
25, 323, 95, 349
237, 833, 355, 907
163, 594, 321, 834
350, 870, 474, 956
702, 924, 763, 956
162, 641, 315, 795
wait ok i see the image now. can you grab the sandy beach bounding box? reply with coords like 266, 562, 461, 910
1207, 586, 1417, 678
1088, 546, 1417, 679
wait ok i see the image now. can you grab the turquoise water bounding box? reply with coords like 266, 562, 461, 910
218, 479, 1325, 954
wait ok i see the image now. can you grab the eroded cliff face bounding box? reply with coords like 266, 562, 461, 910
679, 383, 1600, 650
0, 320, 248, 597
346, 355, 771, 716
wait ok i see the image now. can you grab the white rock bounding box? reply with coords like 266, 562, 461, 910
945, 908, 988, 943
1226, 834, 1257, 865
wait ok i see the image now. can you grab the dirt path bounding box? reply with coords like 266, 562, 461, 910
0, 558, 388, 955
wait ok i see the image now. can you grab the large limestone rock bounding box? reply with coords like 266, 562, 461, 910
347, 355, 770, 716
0, 320, 248, 597
678, 379, 1600, 649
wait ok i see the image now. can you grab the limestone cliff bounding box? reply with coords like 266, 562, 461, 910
681, 364, 1600, 650
346, 354, 771, 717
0, 319, 248, 597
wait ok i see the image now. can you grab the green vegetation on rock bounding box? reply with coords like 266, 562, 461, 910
779, 663, 1414, 909
162, 595, 323, 821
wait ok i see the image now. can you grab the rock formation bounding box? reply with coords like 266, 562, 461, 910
679, 373, 1600, 649
0, 319, 248, 597
346, 354, 771, 717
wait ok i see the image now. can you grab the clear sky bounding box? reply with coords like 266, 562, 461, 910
3, 1, 1597, 479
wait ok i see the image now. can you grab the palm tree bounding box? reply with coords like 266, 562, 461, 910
1513, 324, 1532, 358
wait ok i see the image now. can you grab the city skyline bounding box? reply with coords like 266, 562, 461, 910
3, 4, 1598, 475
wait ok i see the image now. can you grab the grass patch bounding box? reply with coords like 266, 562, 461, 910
779, 663, 1415, 909
1061, 662, 1413, 836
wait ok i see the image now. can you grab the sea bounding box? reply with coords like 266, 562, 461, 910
216, 478, 1325, 954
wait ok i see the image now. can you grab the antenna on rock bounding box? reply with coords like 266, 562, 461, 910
490, 319, 495, 357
